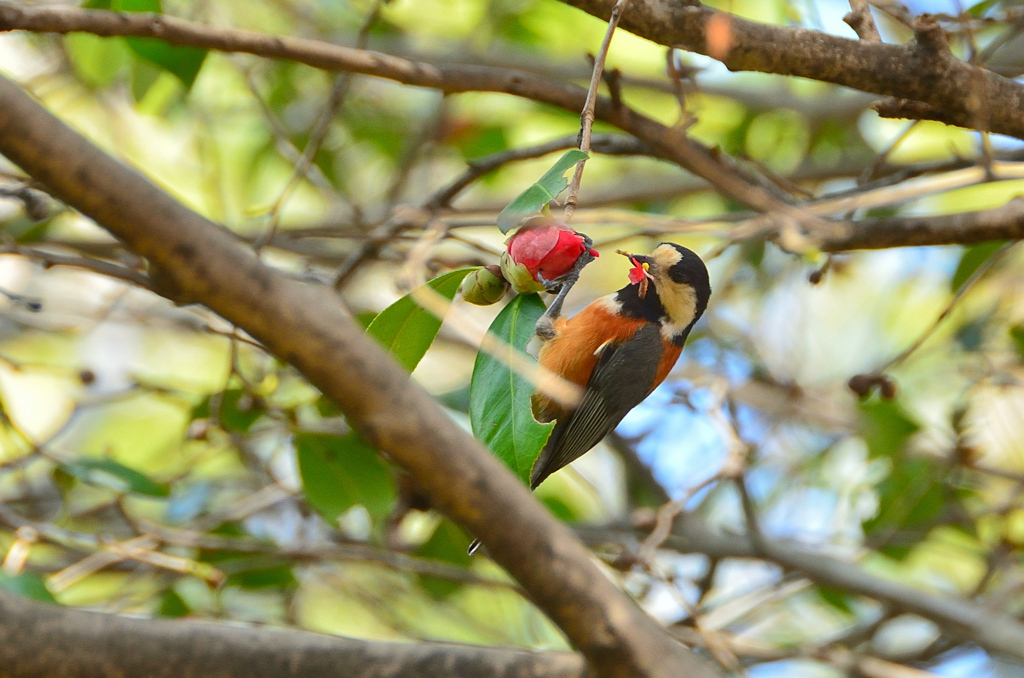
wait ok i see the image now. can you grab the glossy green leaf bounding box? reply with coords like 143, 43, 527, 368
60, 459, 169, 497
366, 267, 477, 372
496, 150, 588, 233
414, 519, 473, 598
469, 294, 554, 483
314, 268, 476, 419
296, 432, 396, 524
951, 240, 1006, 291
0, 572, 56, 604
113, 0, 208, 89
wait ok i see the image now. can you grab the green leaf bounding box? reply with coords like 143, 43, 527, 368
967, 0, 998, 16
454, 124, 509, 160
112, 0, 208, 89
414, 519, 473, 598
296, 432, 396, 524
192, 389, 263, 433
158, 589, 190, 617
818, 585, 854, 614
60, 459, 169, 497
858, 402, 972, 556
951, 241, 1006, 291
1009, 325, 1024, 359
496, 149, 588, 233
64, 33, 132, 89
313, 268, 476, 419
862, 456, 947, 556
219, 556, 296, 589
860, 400, 919, 461
541, 495, 579, 523
366, 267, 477, 372
469, 294, 554, 483
0, 572, 56, 604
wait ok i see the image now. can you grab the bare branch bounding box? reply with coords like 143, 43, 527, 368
0, 1, 783, 213
558, 0, 1024, 139
581, 512, 1024, 662
819, 197, 1024, 250
0, 243, 153, 290
0, 588, 586, 678
562, 0, 631, 221
844, 0, 881, 42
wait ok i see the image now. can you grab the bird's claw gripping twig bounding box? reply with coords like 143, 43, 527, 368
535, 233, 596, 340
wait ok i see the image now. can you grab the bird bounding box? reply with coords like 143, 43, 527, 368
468, 242, 710, 555
529, 242, 711, 488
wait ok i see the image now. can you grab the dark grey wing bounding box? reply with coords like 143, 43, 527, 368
530, 323, 663, 489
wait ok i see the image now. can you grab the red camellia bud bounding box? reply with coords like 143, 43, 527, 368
499, 217, 598, 294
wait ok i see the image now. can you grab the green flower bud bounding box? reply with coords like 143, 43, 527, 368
500, 250, 547, 294
460, 265, 510, 305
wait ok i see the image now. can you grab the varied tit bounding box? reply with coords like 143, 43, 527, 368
467, 243, 709, 555
529, 242, 711, 489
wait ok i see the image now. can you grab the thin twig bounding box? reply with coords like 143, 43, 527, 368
252, 0, 385, 254
877, 241, 1017, 373
562, 0, 632, 222
0, 242, 153, 290
844, 0, 881, 42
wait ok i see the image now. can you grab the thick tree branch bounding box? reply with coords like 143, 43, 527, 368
0, 1, 784, 213
581, 513, 1024, 662
818, 197, 1024, 250
670, 515, 1024, 661
558, 0, 1024, 139
0, 589, 585, 678
0, 75, 721, 678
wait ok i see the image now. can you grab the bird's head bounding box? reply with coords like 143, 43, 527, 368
616, 243, 711, 343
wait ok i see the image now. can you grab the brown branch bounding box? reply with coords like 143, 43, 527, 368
581, 512, 1024, 662
0, 1, 783, 214
0, 588, 585, 678
558, 1, 1024, 139
818, 197, 1024, 250
0, 74, 721, 678
562, 0, 632, 221
844, 0, 881, 42
0, 243, 153, 290
142, 521, 522, 592
429, 134, 652, 209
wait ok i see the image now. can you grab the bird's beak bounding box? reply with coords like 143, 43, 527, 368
616, 251, 655, 296
628, 254, 653, 269
620, 252, 654, 278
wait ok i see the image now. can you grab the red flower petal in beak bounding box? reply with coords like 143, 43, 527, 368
618, 250, 653, 298
627, 258, 647, 285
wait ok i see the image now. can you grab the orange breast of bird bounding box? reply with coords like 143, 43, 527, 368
531, 300, 682, 423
